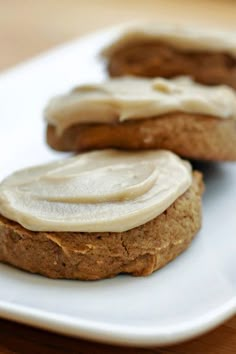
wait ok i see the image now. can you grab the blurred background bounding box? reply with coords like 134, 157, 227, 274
1, 0, 236, 71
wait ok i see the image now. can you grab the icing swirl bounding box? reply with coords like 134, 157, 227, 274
0, 150, 191, 232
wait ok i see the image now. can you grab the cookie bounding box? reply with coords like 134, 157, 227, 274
45, 77, 236, 161
102, 24, 236, 88
0, 150, 203, 280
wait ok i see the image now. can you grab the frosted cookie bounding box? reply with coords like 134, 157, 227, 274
0, 150, 203, 280
45, 77, 236, 161
102, 24, 236, 88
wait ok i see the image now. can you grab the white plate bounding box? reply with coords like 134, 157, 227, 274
0, 26, 236, 347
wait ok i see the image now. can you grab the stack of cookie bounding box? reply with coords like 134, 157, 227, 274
1, 24, 236, 280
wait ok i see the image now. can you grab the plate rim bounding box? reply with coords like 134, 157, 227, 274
0, 298, 235, 346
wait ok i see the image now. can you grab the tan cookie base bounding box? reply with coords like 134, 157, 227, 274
47, 113, 236, 161
106, 41, 236, 89
0, 172, 203, 280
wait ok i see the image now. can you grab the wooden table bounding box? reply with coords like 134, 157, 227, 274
0, 1, 235, 353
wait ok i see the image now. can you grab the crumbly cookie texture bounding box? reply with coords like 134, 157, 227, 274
0, 172, 203, 280
102, 24, 236, 88
47, 113, 236, 161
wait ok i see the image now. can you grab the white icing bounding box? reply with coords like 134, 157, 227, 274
102, 23, 236, 58
45, 77, 236, 134
0, 150, 192, 232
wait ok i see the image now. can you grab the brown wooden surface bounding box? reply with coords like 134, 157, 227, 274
0, 0, 235, 353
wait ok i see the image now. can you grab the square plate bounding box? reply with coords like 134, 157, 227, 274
0, 26, 235, 347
